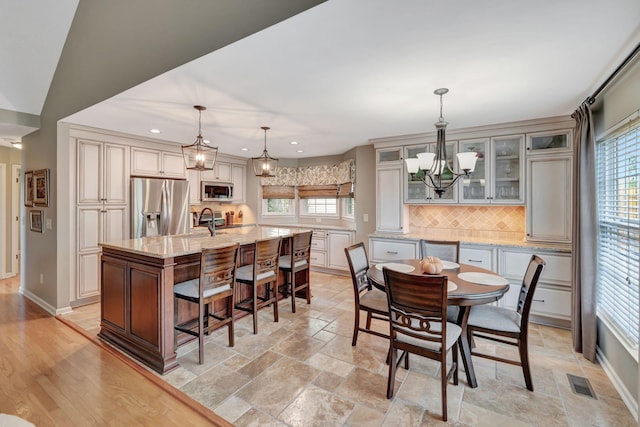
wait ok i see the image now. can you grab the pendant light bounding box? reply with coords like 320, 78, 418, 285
252, 126, 278, 177
404, 88, 478, 197
181, 105, 218, 171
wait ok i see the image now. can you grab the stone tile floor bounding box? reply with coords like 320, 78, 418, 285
64, 271, 635, 426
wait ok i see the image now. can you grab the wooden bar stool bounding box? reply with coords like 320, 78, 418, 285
174, 243, 239, 364
279, 231, 312, 313
234, 237, 282, 334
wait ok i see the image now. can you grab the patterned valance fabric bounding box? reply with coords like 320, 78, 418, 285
260, 159, 355, 198
259, 166, 297, 186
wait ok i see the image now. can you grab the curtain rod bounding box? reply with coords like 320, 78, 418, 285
587, 41, 640, 104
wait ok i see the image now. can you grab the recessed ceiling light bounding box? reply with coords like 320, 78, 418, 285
297, 149, 303, 153
241, 148, 249, 151
290, 141, 299, 145
149, 129, 161, 134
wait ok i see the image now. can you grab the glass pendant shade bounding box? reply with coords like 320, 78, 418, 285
417, 152, 436, 171
182, 105, 218, 171
456, 151, 478, 172
252, 126, 279, 177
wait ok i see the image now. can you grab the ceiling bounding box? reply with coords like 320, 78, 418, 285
3, 1, 640, 157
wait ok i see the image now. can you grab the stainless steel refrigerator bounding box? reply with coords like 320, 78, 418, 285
131, 177, 190, 238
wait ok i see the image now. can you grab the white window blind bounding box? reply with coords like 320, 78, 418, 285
303, 198, 337, 215
596, 118, 640, 348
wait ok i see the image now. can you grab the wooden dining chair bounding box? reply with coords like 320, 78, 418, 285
383, 267, 460, 422
279, 231, 312, 313
235, 237, 282, 334
174, 243, 239, 364
344, 242, 389, 346
466, 254, 545, 391
419, 239, 460, 262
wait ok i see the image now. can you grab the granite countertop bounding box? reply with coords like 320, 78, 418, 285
100, 225, 310, 259
370, 230, 571, 253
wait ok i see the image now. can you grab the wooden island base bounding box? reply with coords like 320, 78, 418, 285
98, 226, 309, 374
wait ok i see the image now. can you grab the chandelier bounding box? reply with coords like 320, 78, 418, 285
405, 88, 478, 198
181, 105, 218, 171
252, 126, 279, 177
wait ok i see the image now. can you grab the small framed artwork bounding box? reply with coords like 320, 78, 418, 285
33, 169, 49, 207
24, 171, 34, 207
30, 210, 43, 233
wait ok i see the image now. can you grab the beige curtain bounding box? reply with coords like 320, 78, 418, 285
298, 185, 338, 199
262, 185, 295, 199
571, 102, 597, 363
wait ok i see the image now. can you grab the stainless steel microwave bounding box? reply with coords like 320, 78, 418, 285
201, 181, 233, 201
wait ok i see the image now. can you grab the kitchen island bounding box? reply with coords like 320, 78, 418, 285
98, 226, 307, 374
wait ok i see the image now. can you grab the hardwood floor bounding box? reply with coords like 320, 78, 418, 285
0, 275, 230, 426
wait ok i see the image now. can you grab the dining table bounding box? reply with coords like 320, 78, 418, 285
366, 259, 510, 389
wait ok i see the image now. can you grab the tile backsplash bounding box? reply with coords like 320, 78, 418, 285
408, 205, 525, 240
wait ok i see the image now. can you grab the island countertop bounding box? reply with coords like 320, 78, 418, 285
99, 225, 309, 259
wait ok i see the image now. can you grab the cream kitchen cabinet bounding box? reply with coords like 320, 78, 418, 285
369, 237, 419, 263
187, 169, 200, 204
77, 205, 128, 299
498, 247, 571, 328
459, 135, 525, 204
231, 163, 246, 204
201, 161, 231, 182
376, 163, 408, 233
131, 147, 186, 178
77, 140, 129, 205
526, 154, 572, 243
310, 230, 327, 267
327, 230, 354, 271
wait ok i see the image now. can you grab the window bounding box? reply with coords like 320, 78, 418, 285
300, 198, 338, 216
342, 197, 355, 219
596, 117, 640, 350
262, 198, 295, 216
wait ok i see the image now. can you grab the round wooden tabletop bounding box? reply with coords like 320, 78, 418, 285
367, 259, 509, 307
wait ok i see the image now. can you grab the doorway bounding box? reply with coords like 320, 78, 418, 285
11, 164, 20, 276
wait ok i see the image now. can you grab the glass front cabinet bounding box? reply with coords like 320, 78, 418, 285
459, 135, 525, 204
404, 142, 458, 204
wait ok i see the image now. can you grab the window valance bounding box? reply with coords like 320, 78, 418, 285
260, 159, 355, 198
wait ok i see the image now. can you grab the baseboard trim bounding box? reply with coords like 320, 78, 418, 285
596, 347, 638, 422
56, 316, 232, 427
19, 287, 72, 315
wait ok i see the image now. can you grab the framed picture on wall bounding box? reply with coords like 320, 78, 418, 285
29, 210, 43, 233
24, 171, 34, 207
33, 169, 49, 207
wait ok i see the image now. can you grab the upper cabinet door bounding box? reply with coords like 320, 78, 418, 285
526, 129, 573, 155
78, 140, 128, 205
161, 152, 186, 178
131, 148, 162, 176
459, 138, 490, 203
490, 135, 524, 204
103, 144, 129, 204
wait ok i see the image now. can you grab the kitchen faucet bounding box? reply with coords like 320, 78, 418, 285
199, 207, 216, 236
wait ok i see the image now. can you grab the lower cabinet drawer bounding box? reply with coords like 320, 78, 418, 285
459, 247, 494, 271
310, 250, 326, 267
530, 286, 571, 319
370, 239, 418, 262
311, 238, 326, 251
